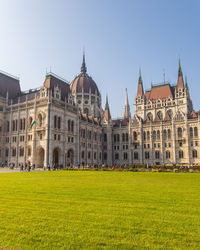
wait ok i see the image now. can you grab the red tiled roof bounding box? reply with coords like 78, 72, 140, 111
137, 83, 144, 96
189, 110, 197, 118
177, 74, 184, 89
148, 84, 173, 101
145, 91, 150, 100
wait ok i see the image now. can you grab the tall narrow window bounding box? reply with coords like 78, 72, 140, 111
54, 116, 57, 129
58, 117, 61, 129
194, 127, 198, 137
68, 120, 71, 132
71, 121, 74, 133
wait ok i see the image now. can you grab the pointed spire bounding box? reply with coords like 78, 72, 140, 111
177, 58, 184, 88
103, 95, 111, 121
123, 88, 131, 119
185, 75, 189, 98
178, 57, 182, 76
185, 75, 188, 88
137, 68, 144, 96
81, 50, 87, 74
105, 94, 109, 109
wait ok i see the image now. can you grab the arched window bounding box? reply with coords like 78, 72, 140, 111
143, 131, 146, 141
167, 109, 173, 119
155, 151, 160, 159
179, 150, 184, 159
5, 148, 9, 157
126, 133, 128, 142
19, 147, 24, 157
68, 120, 71, 132
38, 114, 42, 127
166, 151, 170, 159
163, 130, 167, 140
194, 127, 198, 137
12, 148, 16, 157
133, 131, 137, 141
192, 150, 197, 158
81, 151, 84, 159
124, 152, 128, 160
157, 130, 160, 140
54, 115, 57, 129
134, 152, 138, 160
145, 151, 149, 159
58, 117, 61, 129
168, 129, 171, 139
157, 111, 163, 120
71, 121, 74, 133
190, 127, 193, 138
115, 153, 119, 160
153, 130, 156, 140
147, 131, 150, 141
147, 112, 153, 121
177, 127, 182, 138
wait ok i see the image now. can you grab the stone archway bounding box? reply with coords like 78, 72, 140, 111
36, 147, 45, 168
53, 147, 60, 167
66, 149, 74, 166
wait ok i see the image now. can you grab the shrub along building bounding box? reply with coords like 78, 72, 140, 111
0, 56, 199, 168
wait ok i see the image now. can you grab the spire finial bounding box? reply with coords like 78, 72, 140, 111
138, 68, 142, 84
178, 57, 182, 76
81, 50, 87, 74
185, 74, 188, 88
106, 94, 108, 108
123, 88, 131, 119
137, 68, 144, 96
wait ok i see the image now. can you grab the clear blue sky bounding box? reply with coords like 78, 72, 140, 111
0, 0, 200, 117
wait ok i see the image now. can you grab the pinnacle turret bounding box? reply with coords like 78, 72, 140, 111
123, 88, 131, 119
137, 68, 144, 96
177, 58, 184, 88
103, 95, 111, 121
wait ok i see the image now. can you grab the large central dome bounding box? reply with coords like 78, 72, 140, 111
70, 54, 102, 118
70, 54, 100, 96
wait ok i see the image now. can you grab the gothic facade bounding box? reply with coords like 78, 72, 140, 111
0, 56, 199, 168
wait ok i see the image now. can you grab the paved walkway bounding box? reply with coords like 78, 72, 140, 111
0, 167, 45, 173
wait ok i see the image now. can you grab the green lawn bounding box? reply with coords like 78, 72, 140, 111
0, 171, 200, 249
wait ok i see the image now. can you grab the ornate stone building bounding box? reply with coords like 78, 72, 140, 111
0, 56, 199, 168
102, 60, 200, 166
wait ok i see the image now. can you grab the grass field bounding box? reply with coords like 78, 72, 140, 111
0, 171, 200, 249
